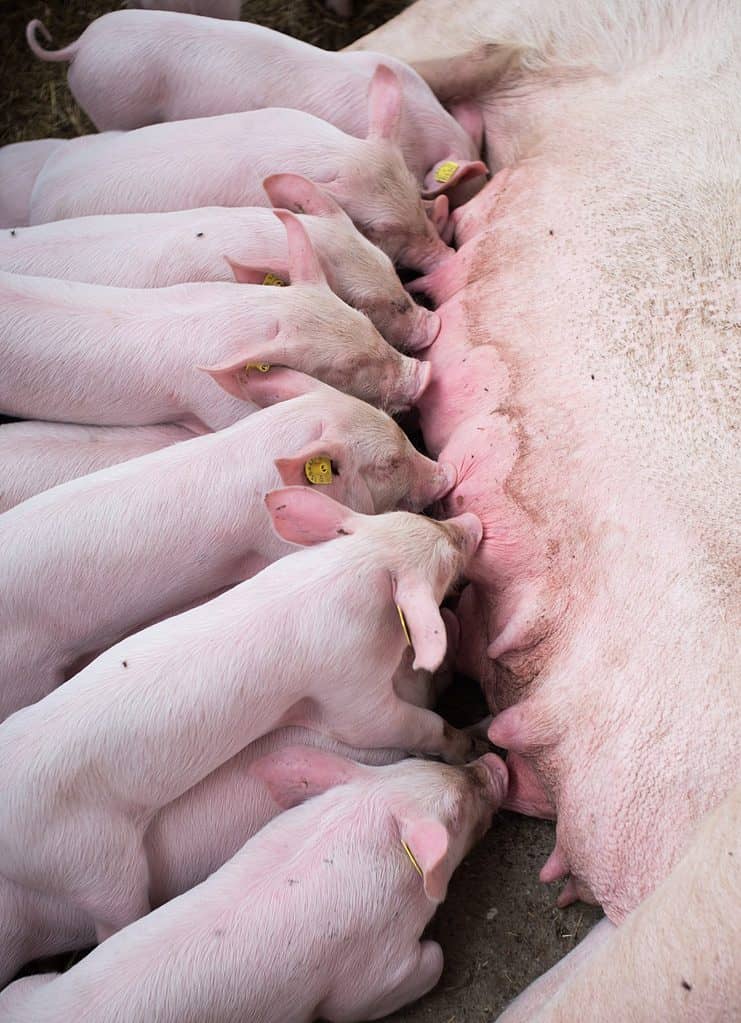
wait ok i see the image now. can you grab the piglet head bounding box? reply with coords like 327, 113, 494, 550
263, 173, 440, 353
222, 365, 454, 514
250, 747, 507, 906
389, 754, 508, 903
329, 65, 454, 274
276, 382, 455, 514
264, 209, 432, 414
264, 490, 481, 672
203, 210, 431, 414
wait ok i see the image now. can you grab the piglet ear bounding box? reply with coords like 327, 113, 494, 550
392, 573, 447, 673
265, 486, 359, 546
422, 159, 488, 198
250, 746, 365, 809
274, 209, 327, 286
198, 351, 279, 402
399, 817, 450, 903
264, 173, 343, 219
226, 256, 280, 286
274, 441, 341, 487
367, 64, 403, 144
232, 367, 328, 408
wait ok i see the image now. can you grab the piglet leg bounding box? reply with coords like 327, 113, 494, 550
72, 819, 151, 943
372, 699, 481, 765
322, 939, 444, 1021
367, 940, 445, 1020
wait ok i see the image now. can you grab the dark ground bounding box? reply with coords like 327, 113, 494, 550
0, 1, 602, 1018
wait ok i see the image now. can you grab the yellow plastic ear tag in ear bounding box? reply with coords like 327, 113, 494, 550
401, 839, 424, 878
434, 161, 459, 184
396, 604, 412, 647
262, 272, 286, 287
244, 362, 271, 373
304, 456, 333, 485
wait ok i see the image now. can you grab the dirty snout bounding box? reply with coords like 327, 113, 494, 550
366, 290, 440, 354
385, 356, 431, 414
442, 511, 484, 565
405, 303, 441, 352
459, 754, 509, 852
400, 224, 455, 275
468, 753, 509, 809
401, 457, 457, 512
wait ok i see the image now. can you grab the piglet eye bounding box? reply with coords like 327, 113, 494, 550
379, 456, 401, 475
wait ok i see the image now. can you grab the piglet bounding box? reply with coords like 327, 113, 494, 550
0, 174, 439, 350
0, 490, 482, 941
0, 421, 193, 513
0, 369, 452, 719
28, 66, 452, 272
0, 138, 65, 228
0, 752, 507, 1022
0, 211, 429, 429
25, 10, 486, 198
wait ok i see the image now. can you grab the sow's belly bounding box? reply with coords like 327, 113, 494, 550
416, 160, 739, 921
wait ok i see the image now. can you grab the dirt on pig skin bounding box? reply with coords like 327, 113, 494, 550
1, 1, 601, 1019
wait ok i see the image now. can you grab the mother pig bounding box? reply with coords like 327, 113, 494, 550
353, 0, 740, 1014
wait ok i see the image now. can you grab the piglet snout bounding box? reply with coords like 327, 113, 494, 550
406, 307, 441, 352
400, 223, 454, 276
388, 357, 431, 413
444, 511, 484, 561
475, 752, 509, 806
428, 460, 457, 502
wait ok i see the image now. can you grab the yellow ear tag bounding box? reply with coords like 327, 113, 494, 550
304, 456, 333, 485
401, 839, 424, 878
396, 604, 412, 647
262, 272, 286, 287
244, 362, 271, 373
434, 160, 459, 184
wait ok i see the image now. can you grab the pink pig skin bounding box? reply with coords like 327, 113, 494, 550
360, 0, 741, 931
0, 179, 440, 352
0, 139, 66, 229
125, 0, 241, 17
0, 371, 453, 720
27, 67, 452, 273
25, 10, 485, 198
497, 787, 741, 1022
0, 492, 481, 942
0, 753, 508, 1023
0, 214, 430, 430
416, 197, 738, 923
0, 421, 193, 514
